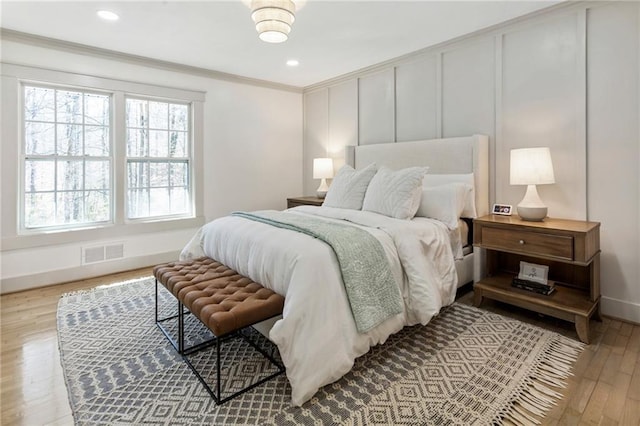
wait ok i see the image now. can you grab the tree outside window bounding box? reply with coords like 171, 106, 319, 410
23, 85, 111, 229
125, 98, 192, 219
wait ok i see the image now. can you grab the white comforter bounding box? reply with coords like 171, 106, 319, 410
180, 206, 458, 406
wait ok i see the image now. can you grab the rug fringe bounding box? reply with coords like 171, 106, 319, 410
495, 335, 585, 426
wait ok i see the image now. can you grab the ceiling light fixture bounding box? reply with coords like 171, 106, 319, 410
286, 59, 299, 66
97, 10, 119, 21
251, 0, 296, 43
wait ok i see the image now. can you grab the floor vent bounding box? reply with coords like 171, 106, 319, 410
82, 243, 125, 264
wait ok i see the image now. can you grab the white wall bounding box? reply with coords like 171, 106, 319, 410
302, 2, 640, 323
0, 39, 303, 293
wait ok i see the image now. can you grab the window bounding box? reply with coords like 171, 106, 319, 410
23, 85, 111, 229
19, 77, 200, 236
125, 98, 192, 219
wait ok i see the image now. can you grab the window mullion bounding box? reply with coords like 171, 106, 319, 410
113, 91, 126, 225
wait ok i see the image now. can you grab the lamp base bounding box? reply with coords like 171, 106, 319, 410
316, 178, 329, 199
517, 184, 548, 221
517, 205, 547, 221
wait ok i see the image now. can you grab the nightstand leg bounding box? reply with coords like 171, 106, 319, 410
473, 288, 483, 307
592, 302, 603, 322
575, 315, 590, 344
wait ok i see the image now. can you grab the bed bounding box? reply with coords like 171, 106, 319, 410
347, 134, 489, 287
180, 134, 489, 406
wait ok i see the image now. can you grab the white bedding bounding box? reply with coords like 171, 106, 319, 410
180, 205, 458, 406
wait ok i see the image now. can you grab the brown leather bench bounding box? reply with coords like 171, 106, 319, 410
153, 257, 285, 404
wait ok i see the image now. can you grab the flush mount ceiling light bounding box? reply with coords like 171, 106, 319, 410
97, 10, 119, 21
251, 0, 296, 43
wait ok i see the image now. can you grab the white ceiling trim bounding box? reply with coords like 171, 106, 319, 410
0, 28, 303, 94
1, 1, 588, 94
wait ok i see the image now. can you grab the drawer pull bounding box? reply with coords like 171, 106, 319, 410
519, 240, 525, 245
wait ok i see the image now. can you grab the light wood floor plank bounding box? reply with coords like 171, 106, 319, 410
621, 396, 640, 425
602, 372, 632, 422
628, 358, 640, 401
599, 353, 623, 385
559, 406, 584, 425
621, 348, 638, 376
619, 322, 634, 338
583, 346, 611, 382
627, 326, 640, 353
579, 380, 610, 425
569, 378, 597, 414
608, 320, 623, 331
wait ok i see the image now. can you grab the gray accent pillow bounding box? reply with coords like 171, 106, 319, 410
323, 163, 378, 210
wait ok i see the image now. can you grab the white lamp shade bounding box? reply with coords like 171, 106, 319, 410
510, 147, 555, 185
313, 158, 334, 179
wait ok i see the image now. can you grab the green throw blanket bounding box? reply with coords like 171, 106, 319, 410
231, 211, 403, 333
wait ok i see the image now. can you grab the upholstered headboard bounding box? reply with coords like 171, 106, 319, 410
345, 134, 490, 217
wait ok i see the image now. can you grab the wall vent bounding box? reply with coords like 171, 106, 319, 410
105, 243, 124, 260
82, 243, 125, 265
83, 246, 105, 264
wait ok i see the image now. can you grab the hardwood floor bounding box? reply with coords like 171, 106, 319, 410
1, 268, 153, 426
1, 273, 639, 425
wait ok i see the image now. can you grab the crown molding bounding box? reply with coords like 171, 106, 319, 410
0, 28, 303, 94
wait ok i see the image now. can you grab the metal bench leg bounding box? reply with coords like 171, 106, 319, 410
216, 335, 222, 402
182, 326, 285, 405
155, 280, 189, 354
178, 300, 184, 354
155, 279, 159, 323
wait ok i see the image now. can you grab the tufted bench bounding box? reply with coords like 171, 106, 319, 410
153, 257, 285, 404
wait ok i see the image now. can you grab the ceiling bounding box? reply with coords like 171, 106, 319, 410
1, 1, 560, 88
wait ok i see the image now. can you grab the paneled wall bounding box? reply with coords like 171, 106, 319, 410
302, 2, 640, 323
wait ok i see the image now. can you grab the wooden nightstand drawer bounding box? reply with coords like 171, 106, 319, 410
481, 226, 574, 261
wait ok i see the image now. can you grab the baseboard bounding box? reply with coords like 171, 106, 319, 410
600, 296, 640, 325
0, 251, 180, 294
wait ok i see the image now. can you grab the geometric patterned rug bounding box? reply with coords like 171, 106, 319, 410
57, 278, 583, 425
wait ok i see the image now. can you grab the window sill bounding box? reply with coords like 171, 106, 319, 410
2, 216, 206, 251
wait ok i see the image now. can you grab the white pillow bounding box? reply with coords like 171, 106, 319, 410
362, 166, 428, 220
422, 173, 477, 218
416, 183, 472, 229
323, 163, 378, 210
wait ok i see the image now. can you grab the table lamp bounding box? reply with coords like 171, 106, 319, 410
510, 147, 555, 221
313, 158, 334, 198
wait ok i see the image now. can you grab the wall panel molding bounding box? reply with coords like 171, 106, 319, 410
301, 2, 640, 324
303, 2, 594, 94
395, 56, 438, 142
500, 11, 586, 220
358, 69, 395, 145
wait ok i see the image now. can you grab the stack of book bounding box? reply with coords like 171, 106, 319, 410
511, 277, 556, 295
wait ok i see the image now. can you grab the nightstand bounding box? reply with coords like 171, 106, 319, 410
286, 196, 324, 208
473, 215, 601, 344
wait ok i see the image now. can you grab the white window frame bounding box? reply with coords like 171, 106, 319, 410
20, 82, 115, 231
1, 64, 205, 251
124, 96, 194, 222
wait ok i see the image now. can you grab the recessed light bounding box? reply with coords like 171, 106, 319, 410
286, 59, 299, 67
97, 10, 119, 21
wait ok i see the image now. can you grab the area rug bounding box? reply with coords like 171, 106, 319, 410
57, 278, 583, 425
